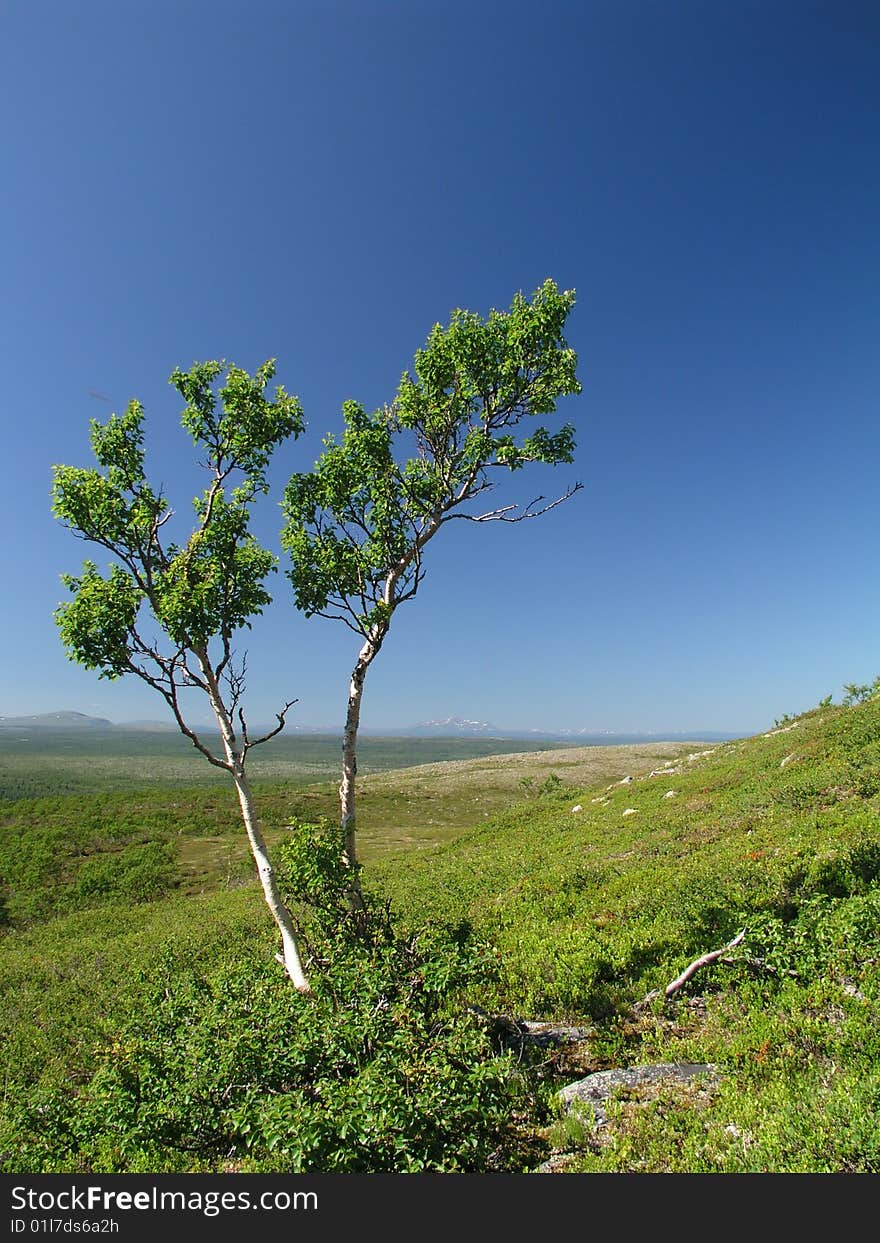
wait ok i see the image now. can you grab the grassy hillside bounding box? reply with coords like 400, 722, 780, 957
0, 728, 595, 800
0, 739, 691, 919
1, 700, 878, 1171
375, 697, 880, 1170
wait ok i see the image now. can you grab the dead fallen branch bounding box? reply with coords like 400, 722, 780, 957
638, 928, 747, 1008
467, 1004, 594, 1056
665, 928, 748, 996
719, 954, 800, 979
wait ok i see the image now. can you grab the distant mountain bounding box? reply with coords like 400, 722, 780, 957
364, 718, 745, 743
0, 709, 746, 743
405, 716, 499, 737
0, 711, 113, 729
550, 727, 741, 743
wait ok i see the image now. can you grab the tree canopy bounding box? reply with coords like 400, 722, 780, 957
52, 361, 312, 989
280, 279, 582, 888
282, 278, 581, 638
53, 361, 303, 761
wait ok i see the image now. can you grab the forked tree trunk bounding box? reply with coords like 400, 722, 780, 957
199, 654, 310, 992
231, 767, 310, 993
340, 656, 370, 906
340, 628, 385, 907
338, 548, 430, 906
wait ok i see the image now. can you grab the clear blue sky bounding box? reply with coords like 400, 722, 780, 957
2, 0, 878, 735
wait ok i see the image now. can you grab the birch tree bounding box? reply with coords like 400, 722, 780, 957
52, 360, 312, 991
281, 279, 582, 898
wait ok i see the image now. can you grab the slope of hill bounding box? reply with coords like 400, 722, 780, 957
1, 696, 878, 1172
373, 697, 880, 1171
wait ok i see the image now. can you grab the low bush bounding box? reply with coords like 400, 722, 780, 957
0, 820, 535, 1174
72, 841, 177, 904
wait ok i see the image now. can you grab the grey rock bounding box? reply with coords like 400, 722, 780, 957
467, 1007, 594, 1052
559, 1062, 720, 1129
518, 1020, 595, 1047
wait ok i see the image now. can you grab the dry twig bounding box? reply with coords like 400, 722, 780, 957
638, 928, 748, 1008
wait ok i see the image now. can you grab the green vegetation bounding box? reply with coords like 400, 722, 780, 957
1, 696, 879, 1172
0, 733, 679, 914
281, 278, 582, 894
842, 676, 880, 706
0, 728, 590, 800
52, 358, 328, 989
3, 826, 523, 1173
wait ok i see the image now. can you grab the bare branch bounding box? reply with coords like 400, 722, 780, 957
216, 633, 233, 682
664, 928, 747, 997
248, 699, 299, 748
311, 590, 377, 634
176, 655, 209, 690
442, 481, 583, 524
336, 512, 371, 548
638, 929, 748, 1009
238, 705, 251, 755
122, 656, 230, 770
222, 650, 248, 712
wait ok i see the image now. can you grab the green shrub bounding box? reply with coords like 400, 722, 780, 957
1, 822, 533, 1173
772, 836, 880, 909
842, 676, 880, 706
72, 842, 177, 904
275, 816, 356, 928
2, 929, 528, 1173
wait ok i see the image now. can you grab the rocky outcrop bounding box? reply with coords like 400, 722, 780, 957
469, 1007, 594, 1053
533, 1062, 722, 1172
558, 1061, 721, 1130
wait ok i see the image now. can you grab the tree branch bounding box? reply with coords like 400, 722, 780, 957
638, 929, 748, 1008
664, 928, 747, 997
123, 656, 230, 770
313, 605, 371, 635
247, 699, 299, 748
238, 705, 250, 754
442, 481, 583, 524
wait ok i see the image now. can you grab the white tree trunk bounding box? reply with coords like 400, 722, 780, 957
338, 547, 428, 902
231, 768, 311, 993
340, 620, 391, 906
198, 652, 310, 992
338, 531, 438, 905
340, 648, 371, 905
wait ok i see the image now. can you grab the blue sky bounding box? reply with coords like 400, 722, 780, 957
1, 0, 878, 735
